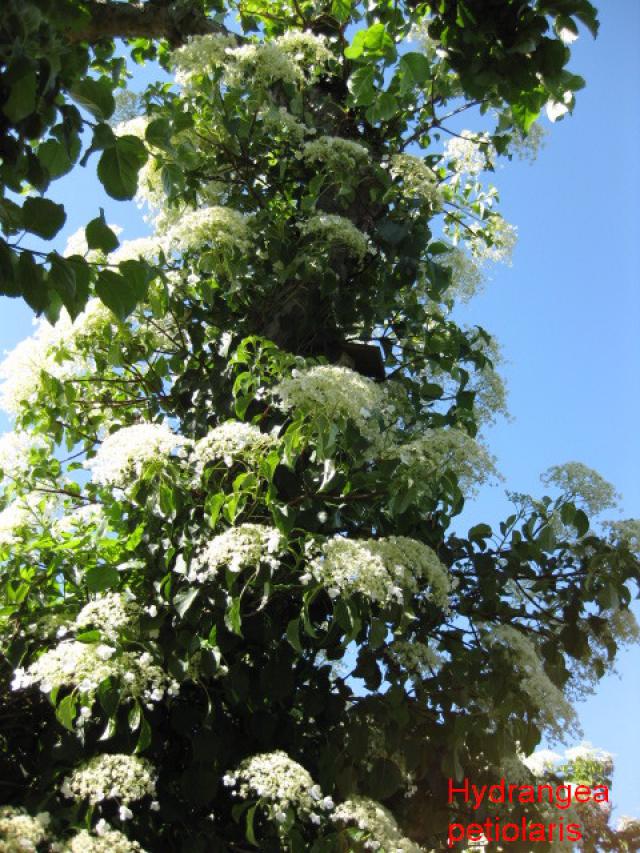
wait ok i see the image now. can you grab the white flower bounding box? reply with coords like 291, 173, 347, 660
64, 826, 146, 852
14, 640, 177, 707
309, 535, 450, 607
384, 428, 496, 497
190, 422, 277, 478
189, 524, 283, 583
96, 644, 116, 661
558, 27, 578, 45
0, 806, 49, 852
0, 430, 47, 480
61, 754, 156, 806
299, 214, 370, 262
275, 365, 388, 447
485, 626, 576, 736
444, 130, 494, 175
225, 751, 323, 823
545, 91, 572, 122
301, 136, 369, 174
164, 206, 250, 256
332, 796, 422, 852
109, 236, 163, 265
521, 749, 563, 776
86, 423, 188, 487
389, 154, 441, 206
76, 593, 141, 641
95, 819, 109, 836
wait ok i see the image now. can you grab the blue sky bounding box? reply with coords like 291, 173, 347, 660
1, 0, 638, 823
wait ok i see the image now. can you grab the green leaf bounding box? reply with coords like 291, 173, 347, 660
96, 267, 147, 321
225, 597, 243, 636
469, 523, 492, 542
55, 693, 77, 731
17, 251, 48, 313
345, 24, 396, 61
174, 587, 199, 619
129, 701, 142, 732
573, 509, 590, 537
86, 564, 119, 592
47, 253, 77, 314
348, 66, 377, 106
368, 619, 387, 650
366, 92, 398, 124
537, 524, 556, 551
399, 52, 431, 91
70, 78, 116, 121
133, 715, 151, 754
331, 0, 352, 23
286, 618, 303, 654
86, 209, 119, 253
76, 630, 101, 643
245, 804, 258, 846
3, 66, 37, 122
145, 117, 172, 149
38, 139, 73, 179
97, 135, 147, 200
97, 678, 121, 717
23, 197, 66, 239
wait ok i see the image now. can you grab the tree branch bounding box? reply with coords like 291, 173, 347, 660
68, 0, 230, 47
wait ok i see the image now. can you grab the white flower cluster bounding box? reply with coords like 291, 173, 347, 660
258, 106, 307, 145
171, 32, 238, 86
564, 742, 614, 772
520, 748, 564, 777
114, 116, 148, 141
387, 639, 442, 681
275, 365, 387, 446
444, 130, 494, 175
389, 153, 440, 206
223, 750, 332, 824
189, 523, 282, 582
302, 136, 369, 174
308, 535, 450, 607
86, 423, 188, 487
61, 754, 156, 805
12, 641, 177, 707
225, 42, 302, 87
190, 421, 277, 475
439, 247, 484, 303
522, 742, 614, 778
75, 593, 141, 641
276, 31, 333, 72
223, 32, 332, 88
332, 796, 422, 852
387, 428, 496, 496
63, 825, 146, 853
164, 206, 250, 256
55, 503, 106, 535
485, 626, 575, 736
0, 806, 49, 853
299, 214, 370, 262
467, 215, 517, 264
0, 301, 115, 415
0, 493, 49, 548
0, 319, 74, 415
0, 430, 47, 480
109, 236, 163, 265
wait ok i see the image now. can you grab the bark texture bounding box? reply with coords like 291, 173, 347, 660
68, 0, 226, 46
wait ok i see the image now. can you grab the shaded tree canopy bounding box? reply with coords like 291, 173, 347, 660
2, 1, 640, 852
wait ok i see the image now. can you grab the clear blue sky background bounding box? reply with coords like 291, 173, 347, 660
0, 0, 638, 822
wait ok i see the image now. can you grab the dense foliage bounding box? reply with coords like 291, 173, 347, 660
1, 1, 639, 851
